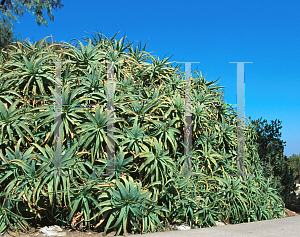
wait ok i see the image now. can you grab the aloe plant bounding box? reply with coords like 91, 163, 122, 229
95, 175, 168, 235
0, 32, 287, 235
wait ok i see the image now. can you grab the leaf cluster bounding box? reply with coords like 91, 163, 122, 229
249, 117, 298, 205
0, 32, 287, 236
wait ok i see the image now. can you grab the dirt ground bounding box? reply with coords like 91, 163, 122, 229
1, 225, 175, 237
2, 208, 300, 237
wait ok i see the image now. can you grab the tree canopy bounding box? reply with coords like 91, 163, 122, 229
0, 0, 63, 48
286, 153, 300, 184
249, 116, 298, 204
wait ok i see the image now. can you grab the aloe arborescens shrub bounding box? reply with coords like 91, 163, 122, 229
0, 32, 286, 235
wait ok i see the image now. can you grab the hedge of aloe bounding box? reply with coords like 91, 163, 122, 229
0, 32, 286, 236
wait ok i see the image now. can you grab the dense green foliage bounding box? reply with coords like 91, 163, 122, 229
285, 154, 300, 184
0, 21, 15, 49
249, 117, 298, 206
0, 33, 287, 236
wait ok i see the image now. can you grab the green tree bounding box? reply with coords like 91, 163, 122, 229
286, 154, 300, 184
249, 117, 298, 205
249, 117, 285, 177
0, 21, 13, 48
0, 0, 63, 48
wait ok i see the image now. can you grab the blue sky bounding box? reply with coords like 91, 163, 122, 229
11, 0, 300, 158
